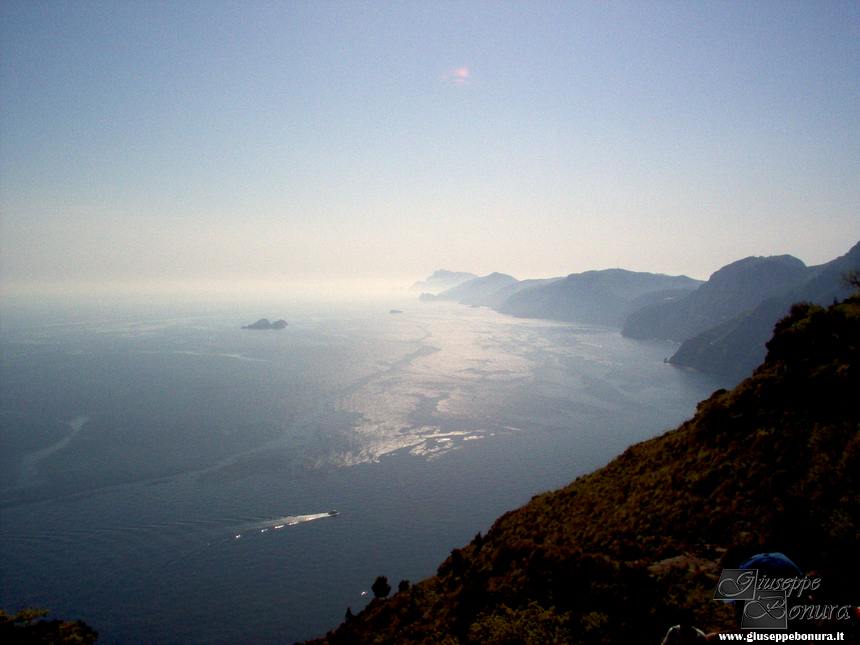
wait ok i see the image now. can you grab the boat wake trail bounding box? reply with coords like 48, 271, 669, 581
233, 511, 338, 539
1, 510, 339, 608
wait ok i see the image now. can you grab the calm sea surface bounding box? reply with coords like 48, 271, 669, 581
0, 296, 727, 644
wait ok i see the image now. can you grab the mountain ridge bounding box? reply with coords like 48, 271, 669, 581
418, 268, 702, 328
668, 241, 860, 381
416, 241, 860, 382
621, 254, 812, 342
497, 269, 702, 327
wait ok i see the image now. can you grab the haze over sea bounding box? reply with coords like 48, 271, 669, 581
0, 293, 728, 644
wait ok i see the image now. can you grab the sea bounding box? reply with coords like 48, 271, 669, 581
0, 293, 728, 644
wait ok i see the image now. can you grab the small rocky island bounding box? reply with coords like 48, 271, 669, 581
241, 318, 288, 330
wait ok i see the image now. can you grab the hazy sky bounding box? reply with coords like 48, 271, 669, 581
1, 1, 858, 298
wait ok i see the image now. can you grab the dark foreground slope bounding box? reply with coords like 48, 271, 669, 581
302, 294, 860, 645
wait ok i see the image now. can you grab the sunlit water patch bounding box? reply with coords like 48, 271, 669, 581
0, 298, 729, 644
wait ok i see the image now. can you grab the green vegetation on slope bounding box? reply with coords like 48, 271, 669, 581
0, 607, 98, 644
303, 294, 860, 645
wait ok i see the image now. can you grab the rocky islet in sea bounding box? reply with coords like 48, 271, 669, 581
241, 318, 288, 330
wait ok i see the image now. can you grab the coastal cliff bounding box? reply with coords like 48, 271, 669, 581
668, 241, 860, 382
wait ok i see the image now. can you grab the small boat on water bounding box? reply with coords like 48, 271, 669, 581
328, 510, 339, 516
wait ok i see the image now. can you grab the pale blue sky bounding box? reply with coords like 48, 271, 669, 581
1, 1, 858, 298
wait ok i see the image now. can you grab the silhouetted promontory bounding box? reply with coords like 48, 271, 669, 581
418, 269, 702, 327
411, 270, 479, 294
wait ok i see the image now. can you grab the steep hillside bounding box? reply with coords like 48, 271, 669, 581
495, 269, 701, 327
621, 254, 811, 342
669, 241, 860, 382
303, 293, 860, 645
